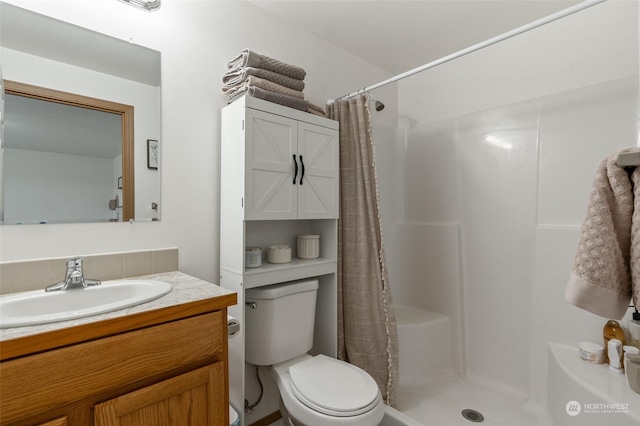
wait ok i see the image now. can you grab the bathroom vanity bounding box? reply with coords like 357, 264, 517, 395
0, 272, 236, 426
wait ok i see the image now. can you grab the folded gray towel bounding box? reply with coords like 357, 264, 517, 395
223, 67, 305, 92
227, 49, 307, 80
307, 108, 326, 117
228, 86, 308, 112
307, 102, 325, 115
221, 75, 304, 99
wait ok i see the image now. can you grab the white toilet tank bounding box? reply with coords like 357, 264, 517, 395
245, 279, 319, 366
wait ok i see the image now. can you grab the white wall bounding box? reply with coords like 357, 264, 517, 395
379, 0, 639, 410
0, 0, 393, 285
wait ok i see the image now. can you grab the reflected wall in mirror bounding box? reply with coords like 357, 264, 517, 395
4, 80, 135, 223
0, 1, 161, 224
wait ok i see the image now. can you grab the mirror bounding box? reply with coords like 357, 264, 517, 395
3, 81, 135, 223
0, 2, 161, 224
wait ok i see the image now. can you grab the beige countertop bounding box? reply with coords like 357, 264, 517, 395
0, 271, 236, 343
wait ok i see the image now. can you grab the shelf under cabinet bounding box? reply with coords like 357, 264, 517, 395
243, 257, 336, 289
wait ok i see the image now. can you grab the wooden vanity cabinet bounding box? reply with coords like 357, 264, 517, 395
94, 363, 225, 425
36, 418, 68, 426
0, 296, 235, 426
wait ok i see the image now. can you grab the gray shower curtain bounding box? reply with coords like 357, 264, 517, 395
327, 95, 399, 408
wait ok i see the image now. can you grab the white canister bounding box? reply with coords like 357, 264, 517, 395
267, 245, 292, 264
297, 234, 320, 259
624, 345, 640, 372
579, 341, 604, 364
245, 247, 262, 268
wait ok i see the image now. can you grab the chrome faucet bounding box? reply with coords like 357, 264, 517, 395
45, 256, 101, 292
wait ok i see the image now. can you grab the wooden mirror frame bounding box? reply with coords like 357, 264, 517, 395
4, 80, 135, 221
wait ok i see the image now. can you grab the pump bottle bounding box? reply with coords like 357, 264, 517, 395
603, 320, 625, 364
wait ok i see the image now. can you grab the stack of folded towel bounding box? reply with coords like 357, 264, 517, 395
222, 49, 325, 116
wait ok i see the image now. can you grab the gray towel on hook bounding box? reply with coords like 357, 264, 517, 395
227, 49, 307, 80
566, 147, 640, 319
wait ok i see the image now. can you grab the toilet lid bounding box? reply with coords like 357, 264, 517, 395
289, 355, 380, 417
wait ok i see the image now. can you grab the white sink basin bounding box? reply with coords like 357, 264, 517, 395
0, 280, 172, 328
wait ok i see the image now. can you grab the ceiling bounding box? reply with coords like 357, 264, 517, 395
248, 0, 584, 76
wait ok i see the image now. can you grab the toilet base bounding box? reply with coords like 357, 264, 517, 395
269, 354, 385, 426
278, 397, 295, 426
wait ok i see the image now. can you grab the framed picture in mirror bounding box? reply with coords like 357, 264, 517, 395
147, 139, 159, 170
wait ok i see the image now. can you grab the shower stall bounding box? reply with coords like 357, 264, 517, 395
369, 0, 640, 424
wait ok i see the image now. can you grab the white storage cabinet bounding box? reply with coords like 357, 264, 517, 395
226, 101, 338, 221
220, 96, 339, 425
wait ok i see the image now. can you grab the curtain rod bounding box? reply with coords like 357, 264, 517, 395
335, 0, 607, 100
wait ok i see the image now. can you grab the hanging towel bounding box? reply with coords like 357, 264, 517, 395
227, 49, 307, 80
630, 161, 640, 312
566, 147, 640, 319
222, 66, 305, 92
221, 75, 304, 99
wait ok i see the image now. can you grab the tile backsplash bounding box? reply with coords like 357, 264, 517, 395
0, 248, 178, 294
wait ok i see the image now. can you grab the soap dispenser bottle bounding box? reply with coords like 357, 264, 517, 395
608, 339, 624, 374
628, 309, 640, 350
604, 320, 625, 364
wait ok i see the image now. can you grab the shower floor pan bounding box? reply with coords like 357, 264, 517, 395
396, 378, 539, 426
393, 305, 541, 426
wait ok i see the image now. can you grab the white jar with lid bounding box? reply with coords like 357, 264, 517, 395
579, 341, 604, 364
267, 245, 291, 263
624, 345, 640, 373
297, 234, 320, 259
245, 247, 262, 268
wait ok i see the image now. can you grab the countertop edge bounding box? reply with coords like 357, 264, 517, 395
0, 271, 237, 361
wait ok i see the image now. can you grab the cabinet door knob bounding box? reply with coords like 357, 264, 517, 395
293, 154, 298, 185
299, 155, 305, 185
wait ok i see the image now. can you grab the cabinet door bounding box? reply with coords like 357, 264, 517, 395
245, 109, 297, 220
94, 363, 226, 426
297, 122, 339, 219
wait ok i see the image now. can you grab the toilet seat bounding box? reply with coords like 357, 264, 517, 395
289, 355, 381, 417
271, 355, 385, 425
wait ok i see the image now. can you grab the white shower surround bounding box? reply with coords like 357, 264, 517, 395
377, 75, 640, 423
381, 306, 640, 425
372, 1, 640, 423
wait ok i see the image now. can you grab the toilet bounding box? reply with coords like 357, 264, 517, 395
245, 279, 385, 426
